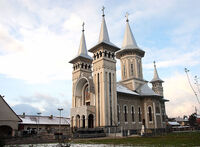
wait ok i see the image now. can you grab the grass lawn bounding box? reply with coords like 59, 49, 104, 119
73, 132, 200, 146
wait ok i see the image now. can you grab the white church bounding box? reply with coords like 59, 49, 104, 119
69, 9, 168, 135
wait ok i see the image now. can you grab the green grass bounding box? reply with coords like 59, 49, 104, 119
73, 132, 200, 146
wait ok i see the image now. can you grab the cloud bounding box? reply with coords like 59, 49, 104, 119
17, 92, 71, 117
143, 48, 200, 69
0, 25, 24, 53
164, 72, 200, 117
12, 103, 40, 115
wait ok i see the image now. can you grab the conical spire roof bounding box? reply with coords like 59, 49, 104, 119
69, 23, 92, 63
89, 7, 119, 53
98, 15, 110, 43
150, 61, 164, 83
121, 14, 138, 49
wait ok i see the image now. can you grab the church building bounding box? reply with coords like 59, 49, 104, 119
69, 10, 168, 134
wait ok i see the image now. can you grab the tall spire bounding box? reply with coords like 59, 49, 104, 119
150, 61, 163, 83
98, 6, 110, 43
122, 12, 138, 49
77, 22, 91, 59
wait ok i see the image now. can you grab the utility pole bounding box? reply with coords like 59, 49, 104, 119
58, 108, 63, 140
37, 112, 41, 135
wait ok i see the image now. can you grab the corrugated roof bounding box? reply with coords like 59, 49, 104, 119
19, 115, 70, 125
168, 121, 180, 126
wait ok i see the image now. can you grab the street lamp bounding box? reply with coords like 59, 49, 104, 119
57, 108, 63, 139
37, 112, 41, 135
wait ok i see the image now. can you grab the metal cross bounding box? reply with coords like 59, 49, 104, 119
102, 6, 105, 16
82, 22, 85, 32
125, 12, 129, 22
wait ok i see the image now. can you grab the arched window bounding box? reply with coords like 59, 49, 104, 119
104, 51, 107, 57
100, 51, 102, 57
138, 107, 141, 122
148, 106, 152, 122
117, 105, 120, 123
112, 53, 114, 59
108, 52, 111, 58
84, 85, 90, 105
124, 105, 128, 122
131, 106, 135, 122
138, 60, 141, 77
123, 65, 126, 77
131, 64, 134, 76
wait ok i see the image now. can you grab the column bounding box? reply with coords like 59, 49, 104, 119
85, 116, 88, 128
75, 117, 77, 128
153, 102, 157, 129
80, 118, 83, 128
12, 129, 15, 137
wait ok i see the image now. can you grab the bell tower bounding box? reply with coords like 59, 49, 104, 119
116, 13, 145, 91
69, 23, 93, 108
89, 7, 120, 127
150, 61, 164, 96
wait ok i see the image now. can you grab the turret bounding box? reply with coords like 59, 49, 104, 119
116, 13, 145, 91
150, 61, 164, 96
69, 23, 93, 107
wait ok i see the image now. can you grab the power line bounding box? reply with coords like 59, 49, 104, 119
194, 75, 200, 95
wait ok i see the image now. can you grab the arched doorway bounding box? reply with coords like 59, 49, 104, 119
88, 114, 94, 128
0, 125, 12, 137
74, 78, 89, 107
76, 115, 80, 128
82, 115, 85, 128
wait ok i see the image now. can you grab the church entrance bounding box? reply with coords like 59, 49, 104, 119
0, 125, 12, 137
88, 114, 94, 128
76, 115, 80, 128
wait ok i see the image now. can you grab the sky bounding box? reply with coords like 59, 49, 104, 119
0, 0, 200, 118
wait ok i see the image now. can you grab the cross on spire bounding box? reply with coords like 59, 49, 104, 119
153, 61, 156, 66
102, 6, 105, 17
82, 22, 85, 32
125, 12, 129, 22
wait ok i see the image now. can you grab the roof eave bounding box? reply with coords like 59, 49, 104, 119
69, 55, 93, 64
117, 91, 139, 96
150, 79, 164, 83
89, 42, 120, 53
116, 48, 145, 59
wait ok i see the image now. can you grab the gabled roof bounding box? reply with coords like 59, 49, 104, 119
0, 95, 22, 122
117, 83, 139, 95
